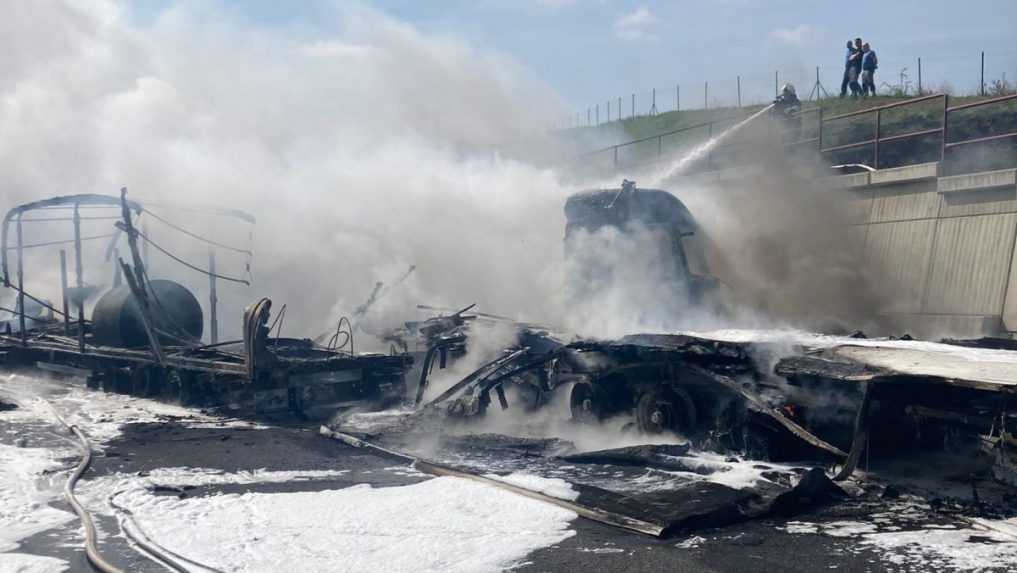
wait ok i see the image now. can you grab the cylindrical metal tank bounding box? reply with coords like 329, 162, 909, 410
91, 280, 203, 347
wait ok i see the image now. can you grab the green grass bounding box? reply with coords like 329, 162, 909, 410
564, 93, 1017, 172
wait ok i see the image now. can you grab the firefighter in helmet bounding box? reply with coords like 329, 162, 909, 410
773, 83, 802, 141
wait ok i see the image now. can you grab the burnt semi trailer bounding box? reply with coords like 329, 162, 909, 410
411, 181, 1017, 482
0, 193, 408, 418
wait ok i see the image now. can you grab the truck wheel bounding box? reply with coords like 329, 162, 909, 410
570, 382, 604, 423
636, 387, 697, 435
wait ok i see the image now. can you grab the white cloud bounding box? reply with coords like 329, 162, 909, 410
770, 24, 816, 46
613, 6, 659, 41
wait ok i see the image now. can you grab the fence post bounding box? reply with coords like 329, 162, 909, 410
704, 81, 709, 109
607, 100, 610, 122
587, 108, 591, 126
676, 83, 680, 112
818, 107, 824, 152
707, 122, 714, 168
918, 57, 922, 95
596, 104, 599, 125
618, 97, 622, 121
981, 51, 985, 96
941, 94, 949, 164
737, 75, 742, 107
873, 109, 881, 169
631, 93, 635, 118
775, 70, 779, 98
613, 146, 618, 168
59, 250, 69, 336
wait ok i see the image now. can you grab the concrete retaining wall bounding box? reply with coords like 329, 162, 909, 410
838, 164, 1017, 338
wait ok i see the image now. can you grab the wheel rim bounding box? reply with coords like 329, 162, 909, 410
570, 382, 601, 422
637, 387, 696, 435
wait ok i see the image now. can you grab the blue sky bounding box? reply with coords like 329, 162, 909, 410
129, 1, 1017, 112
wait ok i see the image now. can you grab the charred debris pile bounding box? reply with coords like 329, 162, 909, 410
326, 304, 1017, 536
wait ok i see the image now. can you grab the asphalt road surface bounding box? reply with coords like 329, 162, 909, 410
3, 376, 1016, 573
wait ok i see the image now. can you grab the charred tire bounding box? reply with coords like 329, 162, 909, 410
635, 386, 697, 435
570, 382, 605, 423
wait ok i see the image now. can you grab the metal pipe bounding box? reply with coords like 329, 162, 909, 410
873, 110, 881, 168
822, 138, 879, 154
16, 215, 25, 345
918, 57, 922, 94
825, 93, 944, 121
945, 131, 1017, 149
112, 248, 122, 288
941, 94, 949, 163
73, 204, 84, 352
209, 249, 218, 345
877, 127, 944, 145
947, 92, 1017, 112
60, 250, 69, 336
981, 51, 985, 96
142, 219, 150, 269
817, 107, 824, 151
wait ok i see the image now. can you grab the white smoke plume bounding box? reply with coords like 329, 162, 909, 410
0, 1, 577, 343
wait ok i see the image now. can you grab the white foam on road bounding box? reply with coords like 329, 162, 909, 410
862, 527, 1017, 571
781, 518, 1017, 571
482, 472, 580, 501
110, 473, 576, 573
0, 373, 264, 561
0, 444, 76, 553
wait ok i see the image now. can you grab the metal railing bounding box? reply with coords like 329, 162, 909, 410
575, 93, 1017, 174
573, 111, 754, 169
795, 93, 1017, 170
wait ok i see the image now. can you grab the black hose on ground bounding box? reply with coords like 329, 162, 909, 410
44, 402, 124, 573
44, 399, 223, 573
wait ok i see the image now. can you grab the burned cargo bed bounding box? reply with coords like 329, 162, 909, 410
0, 331, 409, 418
0, 191, 411, 418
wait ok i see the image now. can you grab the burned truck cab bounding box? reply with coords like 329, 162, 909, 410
563, 180, 722, 322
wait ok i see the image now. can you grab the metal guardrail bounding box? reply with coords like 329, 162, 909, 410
577, 93, 1017, 173
788, 93, 1017, 169
574, 111, 754, 169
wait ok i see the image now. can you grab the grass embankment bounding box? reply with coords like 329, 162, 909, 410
567, 94, 1017, 172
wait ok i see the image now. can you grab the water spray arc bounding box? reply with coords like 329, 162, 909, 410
649, 103, 775, 186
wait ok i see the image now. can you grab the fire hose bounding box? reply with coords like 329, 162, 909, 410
43, 401, 124, 573
43, 399, 222, 573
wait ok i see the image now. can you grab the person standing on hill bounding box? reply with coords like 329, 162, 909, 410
848, 37, 864, 97
861, 43, 878, 96
840, 40, 857, 98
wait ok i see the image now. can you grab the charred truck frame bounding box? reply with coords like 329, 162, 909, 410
410, 181, 1017, 486
0, 191, 407, 417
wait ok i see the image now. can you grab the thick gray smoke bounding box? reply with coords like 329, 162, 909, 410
0, 1, 575, 343
1, 1, 897, 351
672, 158, 889, 334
